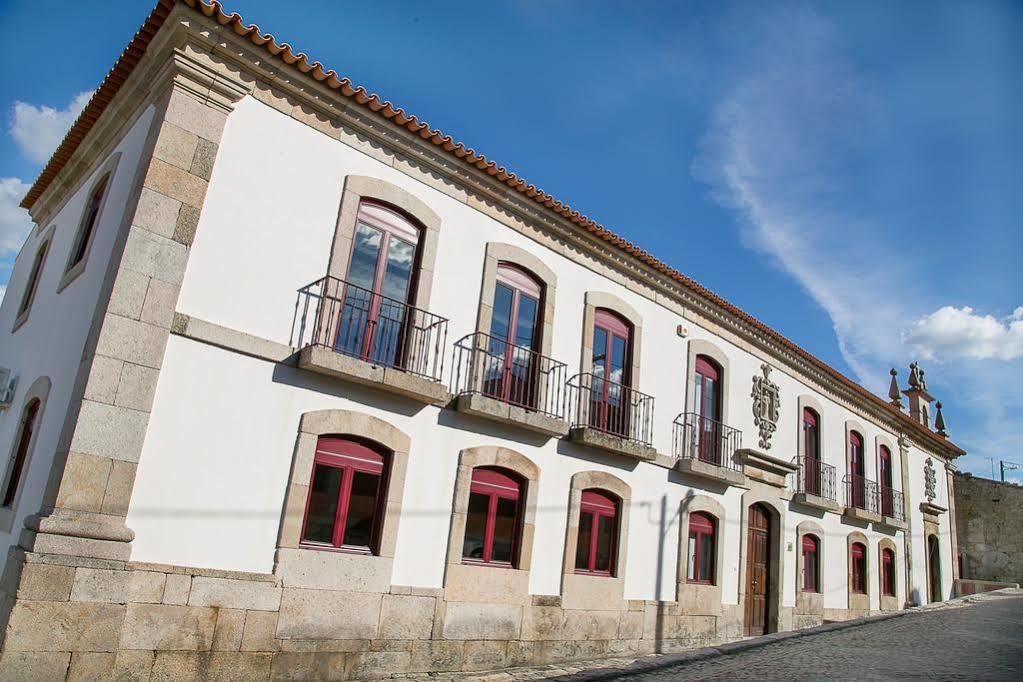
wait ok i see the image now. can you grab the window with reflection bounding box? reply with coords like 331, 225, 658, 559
879, 444, 894, 516
462, 466, 522, 566
803, 408, 821, 495
485, 263, 543, 408
803, 534, 820, 593
851, 541, 867, 594
575, 489, 618, 576
2, 399, 40, 508
67, 176, 108, 271
301, 436, 388, 553
849, 431, 865, 508
882, 547, 896, 596
687, 512, 716, 584
335, 201, 420, 369
589, 309, 632, 437
694, 355, 723, 464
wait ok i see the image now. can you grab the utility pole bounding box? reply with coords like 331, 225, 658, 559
1000, 460, 1019, 482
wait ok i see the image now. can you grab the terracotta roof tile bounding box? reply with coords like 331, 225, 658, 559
21, 0, 964, 458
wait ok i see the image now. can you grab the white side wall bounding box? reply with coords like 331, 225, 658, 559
129, 95, 951, 606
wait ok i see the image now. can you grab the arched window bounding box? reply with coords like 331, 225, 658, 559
462, 466, 523, 566
590, 309, 633, 436
67, 175, 109, 271
694, 355, 723, 463
484, 263, 543, 407
849, 431, 865, 508
575, 489, 618, 576
802, 534, 820, 593
881, 547, 895, 597
802, 408, 821, 495
851, 541, 867, 594
879, 444, 894, 516
16, 240, 49, 321
336, 200, 422, 368
300, 436, 389, 554
687, 512, 717, 584
3, 400, 41, 508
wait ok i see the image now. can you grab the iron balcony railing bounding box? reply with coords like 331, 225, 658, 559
451, 332, 568, 420
293, 276, 448, 382
879, 485, 906, 521
566, 373, 654, 447
793, 456, 837, 502
673, 412, 742, 471
843, 473, 880, 514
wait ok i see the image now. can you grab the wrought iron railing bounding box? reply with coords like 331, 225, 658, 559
673, 412, 742, 471
451, 332, 567, 420
292, 276, 448, 382
843, 473, 880, 514
879, 484, 905, 521
566, 373, 654, 447
793, 456, 837, 502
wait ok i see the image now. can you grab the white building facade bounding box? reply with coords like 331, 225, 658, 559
0, 1, 964, 678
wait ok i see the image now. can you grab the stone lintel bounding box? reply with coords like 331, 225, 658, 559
842, 507, 883, 524
791, 492, 843, 514
737, 448, 798, 488
878, 516, 910, 531
675, 458, 746, 487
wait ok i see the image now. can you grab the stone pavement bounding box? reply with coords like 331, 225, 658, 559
418, 590, 1023, 681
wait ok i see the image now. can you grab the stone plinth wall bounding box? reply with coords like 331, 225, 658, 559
954, 473, 1023, 585
0, 549, 755, 680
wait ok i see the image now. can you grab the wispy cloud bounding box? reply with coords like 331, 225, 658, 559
0, 177, 33, 258
905, 306, 1023, 361
9, 91, 93, 165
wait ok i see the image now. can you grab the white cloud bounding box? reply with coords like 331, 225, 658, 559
0, 177, 33, 258
10, 91, 93, 165
905, 306, 1023, 361
0, 285, 6, 305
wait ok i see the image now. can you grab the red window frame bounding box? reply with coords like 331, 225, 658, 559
850, 431, 865, 508
851, 542, 867, 594
574, 489, 619, 576
68, 176, 108, 269
687, 512, 716, 584
589, 309, 633, 437
462, 466, 523, 567
803, 408, 821, 495
2, 400, 40, 508
299, 436, 388, 555
881, 547, 895, 596
802, 534, 820, 593
694, 355, 723, 464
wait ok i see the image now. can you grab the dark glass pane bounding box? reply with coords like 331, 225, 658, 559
609, 335, 627, 385
576, 512, 593, 570
687, 532, 698, 579
463, 493, 489, 560
342, 471, 381, 549
490, 284, 514, 342
592, 328, 608, 376
514, 295, 539, 350
348, 223, 382, 289
595, 515, 614, 573
381, 237, 415, 301
698, 533, 714, 581
491, 497, 518, 563
303, 464, 343, 544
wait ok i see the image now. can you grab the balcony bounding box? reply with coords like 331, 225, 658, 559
878, 485, 908, 529
842, 474, 883, 523
450, 332, 569, 437
566, 373, 657, 461
293, 276, 451, 405
791, 457, 842, 513
673, 413, 745, 485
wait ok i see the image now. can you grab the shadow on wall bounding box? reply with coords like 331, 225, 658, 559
271, 359, 428, 418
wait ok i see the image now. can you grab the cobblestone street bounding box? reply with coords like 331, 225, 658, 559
614, 593, 1023, 680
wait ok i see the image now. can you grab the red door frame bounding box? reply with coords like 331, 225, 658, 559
803, 408, 820, 495
695, 355, 722, 464
490, 264, 542, 407
850, 431, 865, 508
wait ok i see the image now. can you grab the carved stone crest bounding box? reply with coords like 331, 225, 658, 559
751, 363, 780, 450
924, 457, 937, 502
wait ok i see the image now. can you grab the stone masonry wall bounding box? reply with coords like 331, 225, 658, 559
954, 472, 1023, 586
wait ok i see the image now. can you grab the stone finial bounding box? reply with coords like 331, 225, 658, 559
919, 369, 928, 391
888, 368, 902, 407
908, 362, 921, 389
935, 401, 947, 437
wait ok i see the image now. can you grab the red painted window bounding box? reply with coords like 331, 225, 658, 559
575, 489, 618, 576
850, 431, 865, 508
300, 436, 388, 554
68, 176, 108, 269
802, 408, 821, 495
590, 309, 632, 437
851, 542, 867, 594
879, 444, 894, 516
17, 241, 49, 318
2, 400, 40, 508
485, 263, 543, 408
802, 534, 820, 593
462, 466, 523, 566
687, 512, 716, 584
882, 547, 896, 596
694, 355, 723, 463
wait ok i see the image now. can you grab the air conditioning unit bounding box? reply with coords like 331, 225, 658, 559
0, 368, 17, 410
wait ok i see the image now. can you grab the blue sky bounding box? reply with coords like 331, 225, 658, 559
1, 0, 1020, 479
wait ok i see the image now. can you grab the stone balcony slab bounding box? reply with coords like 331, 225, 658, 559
298, 345, 451, 406
675, 458, 746, 486
842, 506, 883, 524
568, 427, 658, 462
737, 448, 798, 488
791, 492, 843, 514
454, 393, 569, 438
878, 515, 909, 531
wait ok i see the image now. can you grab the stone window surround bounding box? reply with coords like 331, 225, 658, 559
847, 530, 871, 611
0, 376, 51, 533
877, 536, 899, 609
443, 446, 538, 605
795, 395, 825, 465
736, 490, 786, 634
683, 339, 731, 426
57, 153, 122, 294
844, 419, 870, 484
677, 494, 726, 614
326, 174, 442, 311
874, 433, 899, 491
275, 409, 411, 593
11, 225, 55, 333
579, 291, 643, 389
559, 470, 631, 610
795, 520, 824, 613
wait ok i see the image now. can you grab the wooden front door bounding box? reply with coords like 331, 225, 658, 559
744, 503, 771, 636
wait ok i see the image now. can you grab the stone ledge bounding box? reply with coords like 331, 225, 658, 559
455, 393, 569, 438
877, 516, 909, 531
791, 492, 843, 514
842, 506, 883, 524
298, 345, 451, 406
737, 449, 798, 488
675, 458, 746, 486
568, 427, 658, 462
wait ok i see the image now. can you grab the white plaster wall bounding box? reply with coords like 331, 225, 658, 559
0, 106, 156, 553
133, 95, 950, 605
